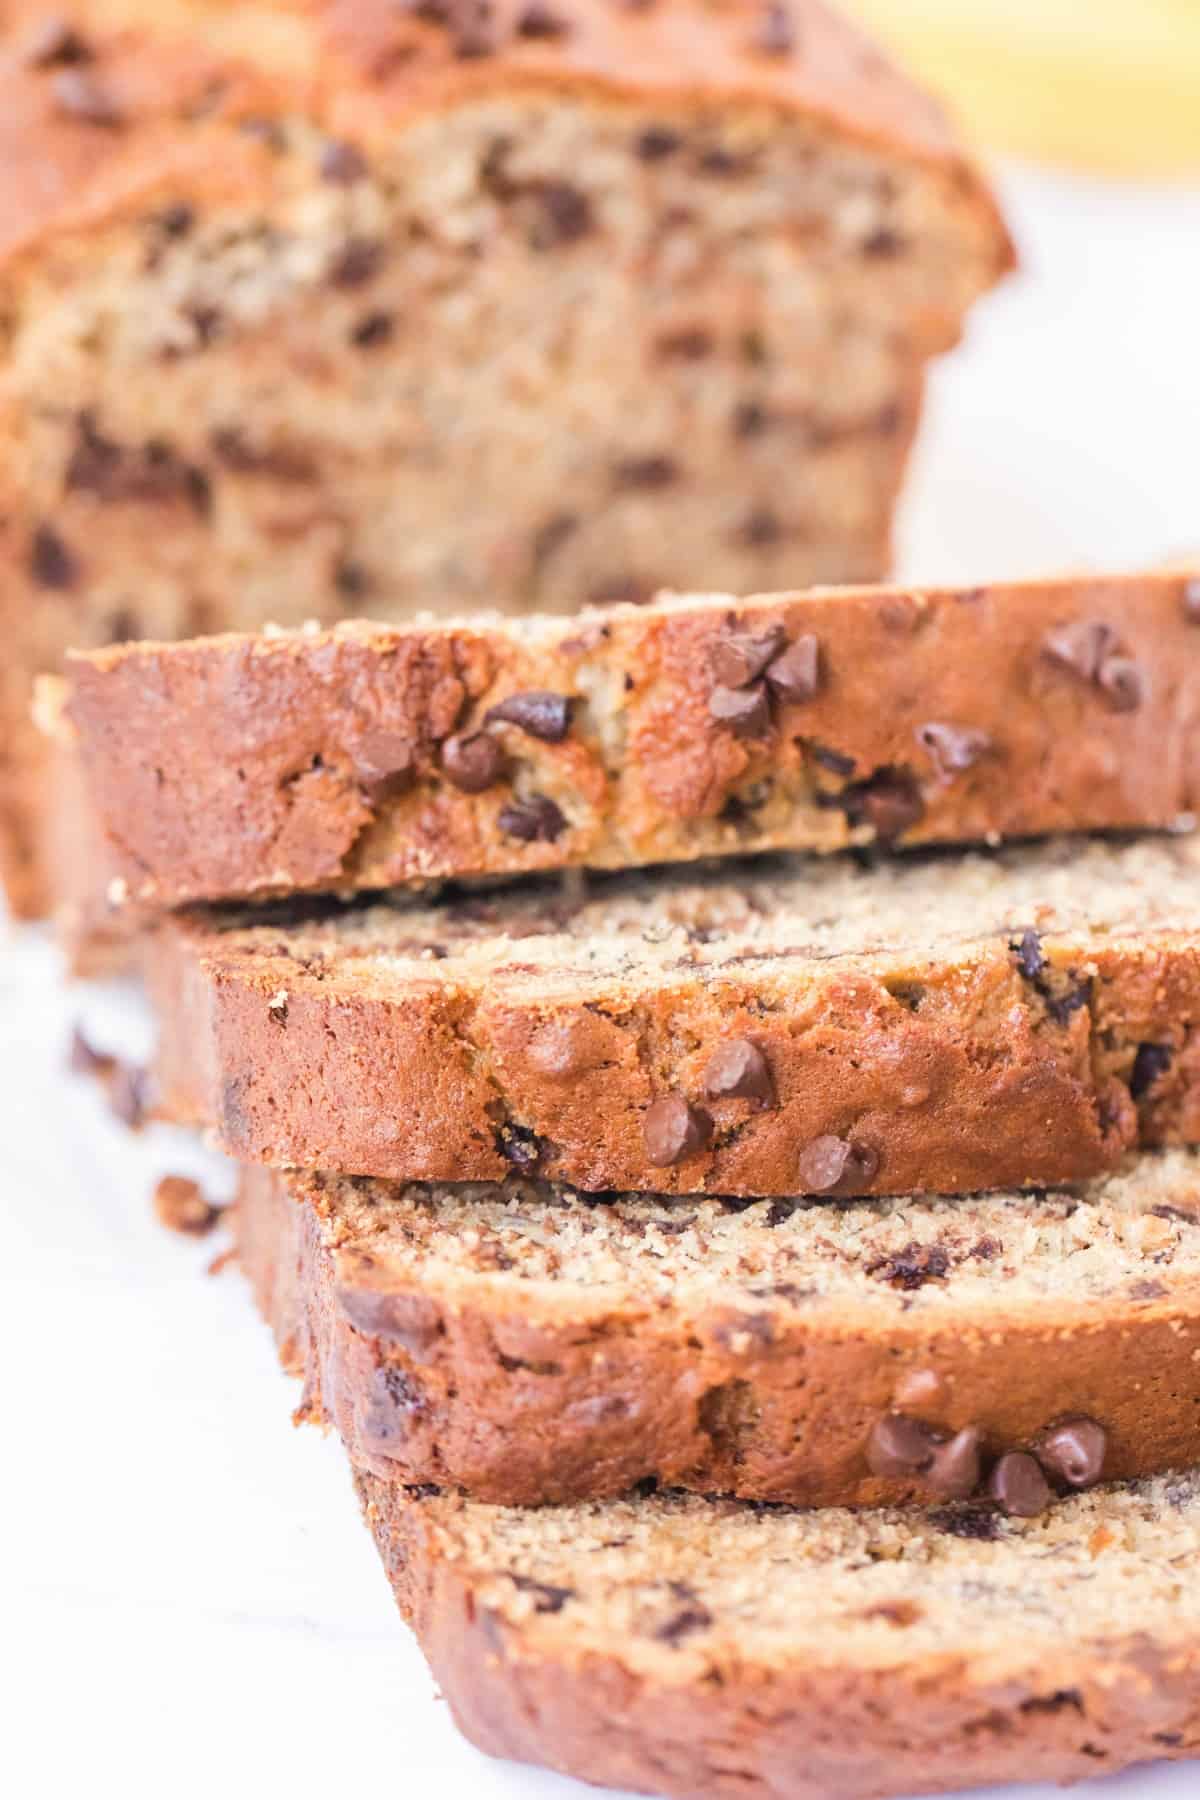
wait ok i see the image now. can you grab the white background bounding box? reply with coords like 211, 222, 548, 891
5, 167, 1200, 1799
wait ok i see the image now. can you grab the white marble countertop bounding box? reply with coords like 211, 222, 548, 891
6, 166, 1200, 1800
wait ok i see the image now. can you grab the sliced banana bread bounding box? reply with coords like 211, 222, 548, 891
239, 1149, 1200, 1507
152, 834, 1200, 1196
0, 0, 1012, 915
357, 1467, 1200, 1800
61, 572, 1200, 910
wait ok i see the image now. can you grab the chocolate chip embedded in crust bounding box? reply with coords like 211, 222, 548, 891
497, 1123, 545, 1171
866, 1413, 939, 1478
764, 634, 821, 704
926, 1426, 983, 1500
441, 732, 506, 794
989, 1451, 1052, 1518
849, 770, 925, 842
1011, 928, 1046, 984
498, 795, 567, 843
1037, 1417, 1108, 1489
1131, 1042, 1172, 1099
643, 1094, 713, 1167
1096, 654, 1144, 712
702, 1039, 775, 1107
796, 1134, 879, 1194
51, 67, 123, 125
30, 523, 78, 588
319, 139, 368, 183
152, 1174, 221, 1238
917, 722, 992, 776
709, 624, 786, 688
485, 690, 573, 743
1042, 619, 1116, 682
708, 682, 771, 738
358, 1363, 427, 1455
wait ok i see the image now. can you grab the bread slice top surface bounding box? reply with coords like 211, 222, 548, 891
299, 1147, 1200, 1326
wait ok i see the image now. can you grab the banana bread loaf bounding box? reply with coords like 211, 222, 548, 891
60, 572, 1200, 910
238, 1149, 1200, 1507
356, 1466, 1200, 1799
0, 0, 1012, 915
150, 833, 1200, 1196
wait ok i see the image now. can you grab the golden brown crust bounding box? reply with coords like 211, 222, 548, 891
238, 1161, 1200, 1508
357, 1473, 1200, 1800
63, 573, 1200, 907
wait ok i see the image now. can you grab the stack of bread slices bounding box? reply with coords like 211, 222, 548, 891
55, 566, 1200, 1799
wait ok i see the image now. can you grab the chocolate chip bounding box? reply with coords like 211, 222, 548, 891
708, 682, 771, 737
51, 67, 122, 125
862, 228, 903, 258
655, 1594, 713, 1646
931, 1507, 1001, 1541
29, 523, 78, 588
807, 741, 856, 777
1183, 579, 1200, 624
643, 1095, 713, 1167
515, 3, 568, 36
354, 729, 414, 784
752, 1, 795, 55
1042, 619, 1117, 683
1011, 928, 1046, 983
737, 508, 782, 547
989, 1451, 1052, 1518
635, 125, 681, 161
329, 239, 385, 287
109, 1061, 151, 1131
764, 635, 821, 704
796, 1134, 879, 1194
709, 624, 786, 688
530, 511, 578, 570
866, 1241, 950, 1291
350, 311, 394, 347
732, 400, 768, 438
334, 558, 371, 601
1044, 977, 1091, 1027
926, 1426, 983, 1500
613, 454, 678, 490
866, 1413, 940, 1478
1131, 1042, 1172, 1099
68, 417, 211, 510
530, 182, 592, 248
917, 722, 991, 776
441, 731, 506, 793
845, 769, 924, 842
152, 1174, 221, 1238
358, 1363, 427, 1454
510, 1575, 575, 1613
23, 15, 92, 66
655, 326, 714, 360
485, 690, 572, 743
1036, 1417, 1107, 1489
209, 428, 316, 483
1096, 654, 1144, 712
702, 1039, 774, 1106
498, 795, 567, 842
497, 1123, 545, 1170
335, 1282, 443, 1351
319, 139, 368, 183
156, 203, 195, 239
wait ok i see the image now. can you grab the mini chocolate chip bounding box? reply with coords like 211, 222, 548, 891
329, 239, 385, 287
24, 15, 92, 66
917, 722, 991, 776
752, 1, 795, 55
30, 523, 78, 588
441, 732, 506, 793
1012, 928, 1046, 983
702, 1039, 775, 1107
862, 228, 903, 258
635, 125, 681, 161
51, 67, 122, 125
866, 1413, 939, 1478
1096, 654, 1144, 712
643, 1095, 713, 1167
1183, 579, 1200, 624
515, 3, 568, 37
157, 203, 195, 238
485, 690, 572, 743
153, 1174, 221, 1238
926, 1427, 983, 1500
845, 769, 924, 842
497, 1123, 545, 1170
732, 400, 768, 438
531, 182, 592, 248
738, 508, 782, 546
351, 311, 394, 347
655, 1597, 713, 1646
1037, 1417, 1108, 1489
613, 454, 678, 490
510, 1575, 575, 1613
866, 1241, 950, 1291
807, 742, 856, 777
354, 730, 413, 783
319, 139, 368, 183
498, 795, 567, 842
708, 682, 771, 737
1131, 1042, 1172, 1099
709, 624, 787, 688
1042, 619, 1116, 683
796, 1134, 879, 1194
931, 1507, 1001, 1541
989, 1451, 1052, 1518
655, 326, 713, 360
765, 635, 821, 704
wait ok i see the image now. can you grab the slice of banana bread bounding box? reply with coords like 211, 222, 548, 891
357, 1467, 1200, 1800
0, 0, 1012, 916
151, 834, 1200, 1196
238, 1149, 1200, 1507
61, 572, 1200, 910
